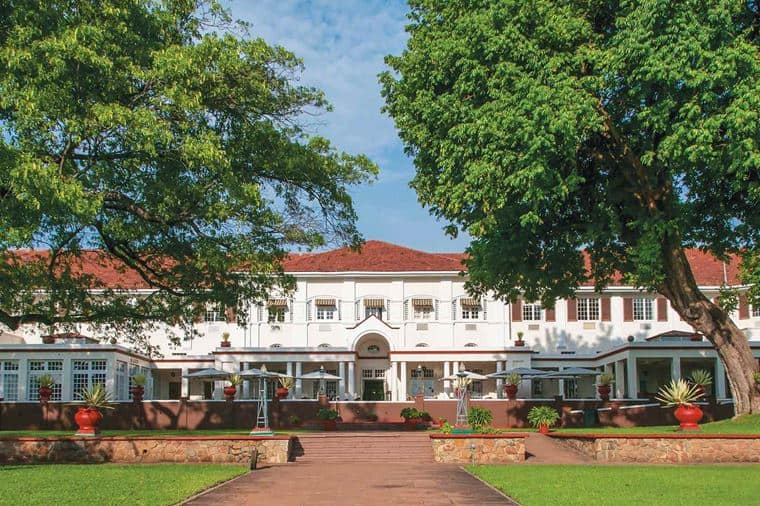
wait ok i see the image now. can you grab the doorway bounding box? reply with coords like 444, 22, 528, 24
362, 380, 385, 400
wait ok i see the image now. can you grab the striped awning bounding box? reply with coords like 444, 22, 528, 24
267, 299, 288, 307
363, 298, 385, 308
460, 298, 481, 307
315, 298, 336, 306
411, 298, 433, 307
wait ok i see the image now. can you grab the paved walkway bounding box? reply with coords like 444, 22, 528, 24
185, 463, 516, 505
524, 434, 590, 464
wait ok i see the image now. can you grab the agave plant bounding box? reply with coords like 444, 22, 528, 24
278, 376, 295, 389
504, 372, 522, 386
454, 376, 472, 390
36, 374, 55, 388
689, 369, 713, 387
597, 373, 615, 386
131, 373, 147, 387
76, 383, 115, 410
228, 373, 243, 387
656, 379, 703, 407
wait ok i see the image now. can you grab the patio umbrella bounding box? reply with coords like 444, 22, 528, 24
487, 367, 547, 378
296, 369, 343, 381
537, 367, 600, 380
239, 367, 284, 378
439, 370, 488, 381
182, 368, 232, 380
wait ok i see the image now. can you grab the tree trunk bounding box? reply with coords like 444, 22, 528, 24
659, 241, 760, 416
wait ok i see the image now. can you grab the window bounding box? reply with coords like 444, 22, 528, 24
316, 305, 336, 320
577, 298, 600, 321
204, 305, 224, 322
522, 303, 542, 321
753, 304, 760, 318
410, 367, 434, 397
470, 368, 484, 398
462, 306, 480, 319
366, 344, 380, 353
365, 306, 383, 319
116, 360, 128, 400
362, 369, 374, 379
129, 364, 150, 400
633, 298, 653, 320
268, 307, 286, 323
72, 360, 107, 399
0, 360, 19, 401
28, 360, 63, 401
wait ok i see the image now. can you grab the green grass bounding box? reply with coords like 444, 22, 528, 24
468, 465, 760, 506
555, 414, 760, 435
0, 428, 318, 437
0, 464, 247, 505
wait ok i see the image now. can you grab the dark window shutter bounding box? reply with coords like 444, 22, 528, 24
601, 297, 611, 321
225, 306, 237, 323
657, 298, 668, 322
545, 305, 556, 322
623, 298, 633, 322
567, 299, 577, 322
511, 299, 522, 322
738, 294, 749, 320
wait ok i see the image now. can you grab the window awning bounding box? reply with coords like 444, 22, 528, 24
411, 298, 433, 307
315, 298, 336, 306
460, 298, 481, 307
267, 299, 288, 307
363, 298, 385, 308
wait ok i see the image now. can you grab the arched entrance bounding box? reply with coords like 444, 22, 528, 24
353, 333, 391, 401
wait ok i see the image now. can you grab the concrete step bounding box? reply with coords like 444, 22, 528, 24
290, 432, 434, 463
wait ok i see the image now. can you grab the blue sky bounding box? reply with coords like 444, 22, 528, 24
228, 0, 471, 253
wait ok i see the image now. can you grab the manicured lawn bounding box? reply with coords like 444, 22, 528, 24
0, 428, 318, 437
555, 414, 760, 435
0, 463, 247, 505
468, 465, 760, 506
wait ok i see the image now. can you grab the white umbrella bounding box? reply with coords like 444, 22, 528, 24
538, 367, 599, 380
239, 367, 285, 378
297, 369, 343, 380
182, 368, 232, 380
487, 367, 547, 378
439, 370, 488, 381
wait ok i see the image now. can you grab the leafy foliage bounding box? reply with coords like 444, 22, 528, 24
656, 379, 704, 407
467, 406, 493, 429
0, 0, 376, 353
75, 383, 114, 410
130, 374, 147, 387
527, 406, 561, 428
400, 407, 428, 420
227, 373, 243, 387
689, 369, 713, 387
316, 407, 339, 421
597, 373, 615, 386
504, 372, 522, 386
36, 374, 55, 388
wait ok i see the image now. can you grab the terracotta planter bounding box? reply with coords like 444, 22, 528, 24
597, 385, 611, 401
404, 417, 422, 430
674, 404, 703, 431
504, 384, 518, 401
38, 386, 53, 403
220, 341, 231, 348
74, 407, 103, 435
514, 340, 525, 347
223, 385, 237, 401
42, 336, 56, 344
690, 335, 702, 342
275, 387, 289, 399
538, 423, 550, 434
130, 386, 144, 402
323, 419, 337, 431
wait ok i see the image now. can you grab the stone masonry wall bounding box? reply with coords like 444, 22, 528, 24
0, 436, 291, 465
430, 435, 526, 464
551, 435, 760, 463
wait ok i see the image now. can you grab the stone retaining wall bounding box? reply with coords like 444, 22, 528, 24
550, 434, 760, 463
0, 436, 291, 465
430, 434, 526, 464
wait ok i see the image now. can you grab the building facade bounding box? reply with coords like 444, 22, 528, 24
1, 241, 759, 404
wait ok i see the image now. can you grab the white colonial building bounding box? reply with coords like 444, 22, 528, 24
1, 241, 759, 404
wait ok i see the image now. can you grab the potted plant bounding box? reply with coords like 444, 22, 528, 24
74, 383, 114, 435
130, 373, 147, 402
596, 373, 615, 401
288, 415, 301, 427
514, 331, 525, 347
503, 372, 521, 400
366, 413, 379, 422
224, 374, 242, 401
656, 379, 704, 431
527, 405, 560, 434
453, 376, 471, 397
689, 369, 712, 399
220, 332, 231, 348
42, 335, 56, 344
400, 407, 425, 430
317, 407, 340, 431
468, 406, 494, 430
36, 374, 55, 403
276, 376, 294, 399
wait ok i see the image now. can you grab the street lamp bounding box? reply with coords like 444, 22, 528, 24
318, 365, 326, 396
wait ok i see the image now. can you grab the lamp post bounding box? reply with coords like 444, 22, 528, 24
455, 363, 470, 430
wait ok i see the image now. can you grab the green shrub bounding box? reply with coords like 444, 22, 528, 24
468, 406, 493, 429
288, 415, 301, 425
316, 408, 339, 420
400, 407, 424, 420
474, 426, 503, 434
440, 421, 453, 434
527, 406, 560, 428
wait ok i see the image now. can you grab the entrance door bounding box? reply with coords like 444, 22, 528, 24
362, 380, 385, 401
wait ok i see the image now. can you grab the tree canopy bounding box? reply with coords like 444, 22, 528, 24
0, 0, 376, 353
382, 0, 759, 413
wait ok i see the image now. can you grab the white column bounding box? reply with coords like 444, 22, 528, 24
715, 357, 727, 399
286, 362, 294, 399
62, 358, 74, 402
614, 359, 625, 399
295, 362, 303, 399
495, 361, 504, 398
670, 356, 681, 381
400, 361, 407, 400
558, 365, 565, 399
348, 361, 356, 398
627, 355, 638, 399
181, 367, 189, 398
390, 361, 398, 401
338, 362, 346, 397
106, 359, 117, 401
17, 359, 28, 401
443, 361, 451, 396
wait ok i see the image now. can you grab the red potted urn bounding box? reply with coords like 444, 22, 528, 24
276, 377, 294, 399
130, 373, 147, 402
504, 384, 519, 400
36, 374, 55, 403
674, 404, 703, 431
74, 383, 113, 436
514, 331, 525, 347
597, 373, 614, 401
224, 374, 243, 401
220, 332, 232, 348
657, 379, 704, 431
503, 373, 521, 400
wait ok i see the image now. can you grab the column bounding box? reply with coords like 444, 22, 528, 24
17, 359, 28, 401
286, 362, 294, 399
626, 356, 638, 399
348, 361, 356, 398
400, 361, 408, 400
495, 361, 504, 399
390, 361, 399, 401
715, 357, 727, 399
670, 356, 681, 381
180, 367, 189, 398
443, 361, 451, 396
295, 362, 303, 399
338, 362, 346, 397
614, 359, 626, 399
558, 366, 565, 399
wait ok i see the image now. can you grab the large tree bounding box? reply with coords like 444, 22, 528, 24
0, 0, 376, 354
382, 0, 760, 414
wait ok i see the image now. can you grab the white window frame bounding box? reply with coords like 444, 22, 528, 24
205, 304, 224, 323
28, 360, 63, 401
633, 298, 654, 321
522, 303, 542, 321
268, 306, 286, 323
0, 360, 20, 401
316, 305, 337, 321
413, 306, 433, 320
72, 359, 108, 400
365, 306, 383, 320
462, 306, 481, 320
577, 298, 600, 321
752, 304, 760, 318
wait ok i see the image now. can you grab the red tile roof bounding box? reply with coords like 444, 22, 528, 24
4, 241, 741, 287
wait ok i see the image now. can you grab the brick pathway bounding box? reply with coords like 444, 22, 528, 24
184, 462, 516, 505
